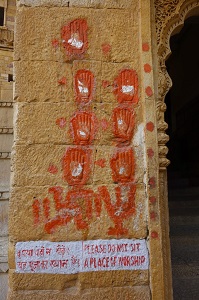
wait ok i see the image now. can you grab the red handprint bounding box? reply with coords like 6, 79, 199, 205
98, 184, 136, 236
110, 148, 135, 183
113, 69, 138, 104
74, 70, 95, 105
62, 147, 92, 185
61, 19, 88, 56
70, 112, 95, 145
112, 107, 135, 144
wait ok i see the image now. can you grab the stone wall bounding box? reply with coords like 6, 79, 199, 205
8, 1, 169, 299
0, 1, 15, 299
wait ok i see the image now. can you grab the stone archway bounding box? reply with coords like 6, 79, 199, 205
155, 0, 199, 164
154, 0, 199, 299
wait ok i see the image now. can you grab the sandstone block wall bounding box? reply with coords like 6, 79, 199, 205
9, 1, 163, 299
0, 1, 15, 299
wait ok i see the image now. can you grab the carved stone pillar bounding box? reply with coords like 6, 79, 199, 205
154, 0, 199, 299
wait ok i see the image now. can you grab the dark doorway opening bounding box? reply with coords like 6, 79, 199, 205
166, 16, 199, 300
0, 7, 4, 26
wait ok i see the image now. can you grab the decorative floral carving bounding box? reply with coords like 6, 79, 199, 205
154, 0, 181, 46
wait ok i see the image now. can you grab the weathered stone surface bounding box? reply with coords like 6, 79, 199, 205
0, 160, 11, 188
14, 61, 73, 102
17, 0, 69, 6
0, 135, 13, 152
11, 144, 96, 187
17, 0, 138, 10
94, 146, 145, 185
9, 269, 149, 291
14, 7, 138, 63
9, 0, 175, 299
100, 62, 140, 104
8, 285, 151, 299
9, 184, 147, 241
11, 142, 146, 186
0, 202, 9, 236
14, 102, 143, 148
0, 236, 8, 261
0, 107, 13, 127
0, 273, 8, 300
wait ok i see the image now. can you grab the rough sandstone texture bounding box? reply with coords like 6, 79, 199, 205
8, 0, 160, 299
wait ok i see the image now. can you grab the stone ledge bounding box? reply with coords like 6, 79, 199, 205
8, 285, 151, 299
17, 0, 134, 9
0, 152, 11, 159
0, 102, 13, 108
0, 191, 9, 201
0, 128, 13, 134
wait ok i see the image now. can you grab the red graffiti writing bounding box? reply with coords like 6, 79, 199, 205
62, 147, 91, 185
43, 198, 50, 221
70, 112, 95, 145
112, 107, 135, 145
32, 199, 40, 225
110, 148, 135, 183
74, 70, 95, 105
45, 189, 95, 234
113, 69, 138, 104
98, 184, 136, 236
33, 184, 136, 236
32, 187, 101, 234
32, 59, 141, 237
61, 19, 88, 56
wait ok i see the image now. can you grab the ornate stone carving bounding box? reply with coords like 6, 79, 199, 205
0, 191, 9, 201
0, 102, 13, 107
0, 152, 11, 159
154, 2, 199, 299
155, 0, 199, 169
0, 128, 13, 134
